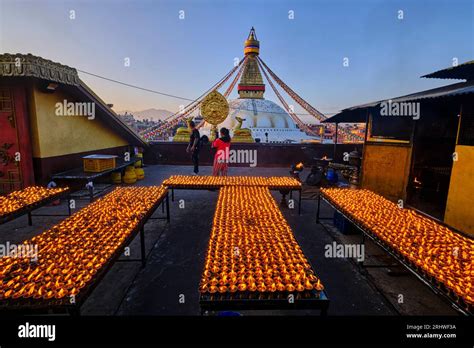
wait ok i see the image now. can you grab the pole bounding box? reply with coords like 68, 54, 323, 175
140, 227, 146, 268
298, 189, 302, 215
316, 193, 321, 223
359, 109, 370, 186
88, 184, 94, 203
166, 193, 170, 222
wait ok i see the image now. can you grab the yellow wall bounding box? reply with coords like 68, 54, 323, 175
361, 143, 412, 202
444, 145, 474, 235
28, 86, 128, 158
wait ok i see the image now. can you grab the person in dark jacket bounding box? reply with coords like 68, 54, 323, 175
186, 121, 200, 175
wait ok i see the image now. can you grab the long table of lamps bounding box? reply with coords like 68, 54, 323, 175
0, 186, 70, 226
0, 186, 169, 314
199, 185, 329, 314
163, 175, 303, 214
317, 187, 473, 315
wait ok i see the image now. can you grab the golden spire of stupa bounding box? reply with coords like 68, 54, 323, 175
239, 27, 265, 99
244, 27, 260, 55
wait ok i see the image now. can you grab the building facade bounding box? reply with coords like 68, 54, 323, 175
327, 61, 474, 235
0, 54, 146, 192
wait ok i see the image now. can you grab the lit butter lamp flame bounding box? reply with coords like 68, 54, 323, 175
163, 175, 301, 189
0, 186, 168, 302
321, 187, 474, 305
200, 186, 324, 295
0, 186, 68, 217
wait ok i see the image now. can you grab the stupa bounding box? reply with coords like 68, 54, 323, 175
201, 28, 319, 143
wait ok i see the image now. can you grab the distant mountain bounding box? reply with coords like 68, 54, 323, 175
116, 108, 175, 121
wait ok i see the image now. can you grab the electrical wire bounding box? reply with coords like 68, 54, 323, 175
77, 69, 195, 102
77, 68, 338, 118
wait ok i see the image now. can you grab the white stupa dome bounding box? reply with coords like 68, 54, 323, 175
222, 99, 297, 129
201, 98, 319, 143
194, 28, 322, 143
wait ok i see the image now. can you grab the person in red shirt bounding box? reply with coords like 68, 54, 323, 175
212, 127, 231, 176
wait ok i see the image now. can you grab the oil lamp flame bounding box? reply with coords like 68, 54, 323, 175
320, 187, 473, 305
200, 185, 324, 295
0, 186, 168, 302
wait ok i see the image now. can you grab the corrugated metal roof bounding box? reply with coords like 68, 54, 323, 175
422, 60, 474, 80
323, 81, 474, 123
322, 108, 370, 123
392, 81, 474, 102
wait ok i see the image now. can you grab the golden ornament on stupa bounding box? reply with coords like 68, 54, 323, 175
173, 116, 195, 142
200, 90, 229, 141
232, 116, 254, 143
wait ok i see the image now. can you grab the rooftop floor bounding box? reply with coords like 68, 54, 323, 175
0, 165, 457, 315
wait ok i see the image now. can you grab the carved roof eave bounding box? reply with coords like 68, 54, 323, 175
0, 53, 80, 86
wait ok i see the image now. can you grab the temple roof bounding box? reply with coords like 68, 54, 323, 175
0, 53, 147, 147
0, 53, 80, 85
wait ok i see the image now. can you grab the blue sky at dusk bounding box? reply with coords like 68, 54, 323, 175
1, 0, 473, 119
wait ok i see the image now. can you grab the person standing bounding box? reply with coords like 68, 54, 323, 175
212, 127, 231, 176
186, 121, 200, 175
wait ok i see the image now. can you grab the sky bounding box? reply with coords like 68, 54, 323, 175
0, 0, 473, 121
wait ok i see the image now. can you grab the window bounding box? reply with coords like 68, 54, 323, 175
0, 88, 13, 111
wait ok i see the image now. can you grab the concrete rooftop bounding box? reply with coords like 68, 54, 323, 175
0, 165, 458, 316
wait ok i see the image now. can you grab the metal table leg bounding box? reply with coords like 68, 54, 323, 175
359, 232, 366, 267
298, 189, 302, 215
68, 195, 72, 216
88, 184, 94, 203
140, 226, 146, 268
316, 193, 321, 223
166, 193, 170, 222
